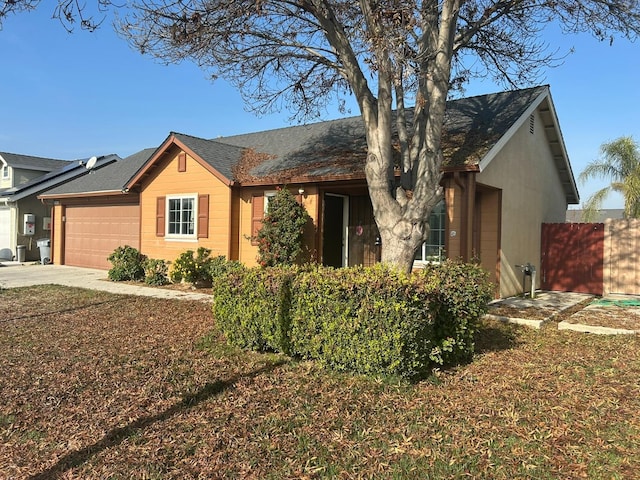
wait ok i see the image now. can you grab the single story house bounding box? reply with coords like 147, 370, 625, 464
0, 152, 117, 261
40, 85, 579, 297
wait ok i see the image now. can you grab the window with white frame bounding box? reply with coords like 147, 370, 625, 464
264, 190, 277, 213
167, 195, 196, 237
1, 165, 8, 179
414, 200, 446, 263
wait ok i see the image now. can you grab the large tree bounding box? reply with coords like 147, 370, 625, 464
579, 136, 640, 221
3, 1, 640, 271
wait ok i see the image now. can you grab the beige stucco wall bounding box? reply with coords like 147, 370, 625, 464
15, 197, 53, 262
477, 109, 568, 297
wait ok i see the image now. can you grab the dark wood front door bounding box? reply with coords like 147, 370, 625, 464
322, 194, 345, 267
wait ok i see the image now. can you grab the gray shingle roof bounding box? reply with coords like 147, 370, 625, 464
172, 132, 243, 181
2, 155, 121, 201
41, 149, 155, 196
214, 85, 550, 182
0, 152, 71, 171
49, 86, 569, 198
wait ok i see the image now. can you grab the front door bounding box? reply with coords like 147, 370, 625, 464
322, 194, 348, 267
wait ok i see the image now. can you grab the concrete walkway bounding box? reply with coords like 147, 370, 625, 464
0, 262, 212, 301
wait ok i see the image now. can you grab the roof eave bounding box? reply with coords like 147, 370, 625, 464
38, 189, 133, 200
476, 86, 579, 205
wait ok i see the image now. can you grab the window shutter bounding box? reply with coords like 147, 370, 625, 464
178, 152, 187, 172
251, 194, 264, 245
197, 194, 209, 238
156, 196, 165, 237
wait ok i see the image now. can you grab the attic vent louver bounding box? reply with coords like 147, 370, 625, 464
529, 114, 535, 134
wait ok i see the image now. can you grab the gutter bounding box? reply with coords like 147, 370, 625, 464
38, 189, 134, 201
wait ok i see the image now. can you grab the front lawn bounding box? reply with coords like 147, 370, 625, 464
1, 285, 638, 479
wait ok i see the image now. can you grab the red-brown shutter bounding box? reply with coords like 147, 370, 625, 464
178, 152, 187, 172
197, 194, 209, 238
251, 194, 264, 245
156, 196, 165, 237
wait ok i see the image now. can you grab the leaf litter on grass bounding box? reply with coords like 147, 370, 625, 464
0, 285, 639, 479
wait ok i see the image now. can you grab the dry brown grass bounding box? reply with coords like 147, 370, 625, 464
1, 285, 639, 479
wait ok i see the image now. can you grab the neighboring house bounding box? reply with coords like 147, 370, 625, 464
41, 85, 579, 298
0, 152, 71, 260
566, 208, 624, 223
38, 149, 154, 269
0, 154, 120, 261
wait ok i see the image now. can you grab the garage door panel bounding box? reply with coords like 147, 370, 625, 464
65, 205, 139, 269
0, 207, 12, 260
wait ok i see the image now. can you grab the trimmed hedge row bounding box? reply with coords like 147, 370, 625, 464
212, 261, 493, 379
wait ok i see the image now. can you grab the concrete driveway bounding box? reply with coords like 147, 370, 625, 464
0, 262, 212, 301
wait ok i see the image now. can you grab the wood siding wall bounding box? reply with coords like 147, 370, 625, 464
476, 188, 501, 295
236, 186, 320, 267
139, 149, 232, 262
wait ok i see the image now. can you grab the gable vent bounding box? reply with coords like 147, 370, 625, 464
529, 114, 535, 134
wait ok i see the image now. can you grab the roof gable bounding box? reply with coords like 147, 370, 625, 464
126, 132, 243, 189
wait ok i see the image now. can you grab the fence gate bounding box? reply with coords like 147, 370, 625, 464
605, 219, 640, 295
541, 223, 604, 295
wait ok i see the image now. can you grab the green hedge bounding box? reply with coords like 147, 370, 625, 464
212, 265, 296, 354
212, 260, 492, 379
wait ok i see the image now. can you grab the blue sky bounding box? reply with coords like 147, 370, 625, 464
1, 8, 638, 209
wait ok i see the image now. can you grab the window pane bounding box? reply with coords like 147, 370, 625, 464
168, 199, 180, 234
184, 198, 194, 235
167, 197, 195, 236
418, 201, 445, 262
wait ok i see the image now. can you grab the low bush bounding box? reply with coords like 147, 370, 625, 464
107, 246, 145, 282
212, 261, 492, 380
170, 247, 215, 285
143, 258, 169, 286
207, 255, 244, 280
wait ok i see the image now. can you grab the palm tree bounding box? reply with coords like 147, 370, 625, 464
579, 136, 640, 221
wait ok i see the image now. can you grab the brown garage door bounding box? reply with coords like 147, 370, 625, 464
64, 204, 140, 269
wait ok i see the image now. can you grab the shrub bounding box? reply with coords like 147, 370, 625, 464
170, 247, 214, 285
290, 261, 492, 378
256, 187, 310, 267
143, 258, 169, 286
107, 246, 145, 282
212, 265, 296, 354
207, 255, 244, 281
212, 261, 492, 380
414, 260, 494, 365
